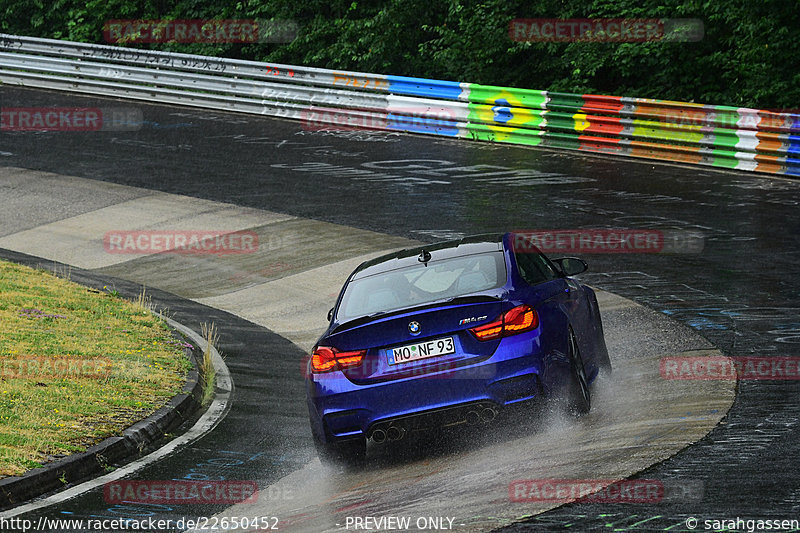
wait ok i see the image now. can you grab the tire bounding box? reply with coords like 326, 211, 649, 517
313, 432, 366, 467
566, 330, 591, 416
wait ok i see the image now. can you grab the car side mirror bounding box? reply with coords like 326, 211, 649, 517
327, 307, 334, 321
554, 257, 588, 277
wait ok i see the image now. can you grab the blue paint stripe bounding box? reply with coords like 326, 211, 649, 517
788, 135, 800, 155
386, 113, 459, 136
387, 75, 462, 100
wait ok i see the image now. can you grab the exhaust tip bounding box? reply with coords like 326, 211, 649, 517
480, 407, 497, 423
466, 410, 481, 425
371, 428, 387, 443
386, 426, 405, 441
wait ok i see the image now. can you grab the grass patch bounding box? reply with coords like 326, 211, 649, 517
0, 260, 192, 477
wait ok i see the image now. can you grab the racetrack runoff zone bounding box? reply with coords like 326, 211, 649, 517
0, 167, 734, 532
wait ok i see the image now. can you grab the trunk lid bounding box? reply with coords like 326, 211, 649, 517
326, 297, 505, 384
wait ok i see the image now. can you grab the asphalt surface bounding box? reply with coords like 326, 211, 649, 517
1, 86, 799, 532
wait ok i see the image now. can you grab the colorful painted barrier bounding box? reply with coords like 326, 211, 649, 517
1, 33, 797, 176
381, 76, 799, 175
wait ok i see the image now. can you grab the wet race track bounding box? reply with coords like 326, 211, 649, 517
1, 86, 799, 532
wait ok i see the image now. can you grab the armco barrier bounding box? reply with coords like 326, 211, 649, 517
1, 33, 798, 176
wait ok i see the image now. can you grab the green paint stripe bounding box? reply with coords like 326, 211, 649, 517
546, 92, 587, 110
466, 83, 548, 108
543, 113, 584, 133
708, 148, 741, 168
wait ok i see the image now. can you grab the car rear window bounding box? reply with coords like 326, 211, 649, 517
337, 251, 506, 321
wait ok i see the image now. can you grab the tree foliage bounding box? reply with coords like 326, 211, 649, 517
1, 0, 797, 108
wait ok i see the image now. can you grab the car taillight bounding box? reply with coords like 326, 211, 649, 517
469, 317, 504, 341
504, 304, 538, 333
469, 304, 539, 341
310, 346, 367, 373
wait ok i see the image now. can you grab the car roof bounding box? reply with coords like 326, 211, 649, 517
352, 233, 506, 280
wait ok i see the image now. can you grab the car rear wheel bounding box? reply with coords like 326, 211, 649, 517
313, 433, 366, 467
566, 329, 591, 416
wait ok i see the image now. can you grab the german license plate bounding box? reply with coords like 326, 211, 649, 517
388, 337, 455, 365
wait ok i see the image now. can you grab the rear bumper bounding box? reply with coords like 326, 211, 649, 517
306, 335, 548, 444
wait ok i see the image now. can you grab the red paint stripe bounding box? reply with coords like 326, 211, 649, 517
581, 94, 624, 114
580, 115, 625, 135
576, 134, 621, 144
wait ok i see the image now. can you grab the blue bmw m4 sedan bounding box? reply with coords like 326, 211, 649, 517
305, 232, 611, 464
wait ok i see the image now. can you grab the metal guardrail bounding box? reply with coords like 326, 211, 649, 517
1, 33, 798, 176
